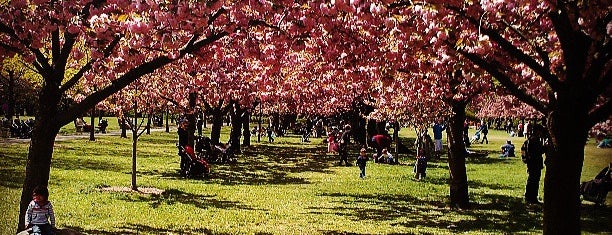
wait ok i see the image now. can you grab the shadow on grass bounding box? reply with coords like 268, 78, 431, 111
581, 203, 612, 234
311, 191, 542, 234
118, 188, 262, 212
0, 168, 24, 189
140, 144, 339, 186
64, 224, 227, 235
423, 175, 517, 191
52, 156, 128, 172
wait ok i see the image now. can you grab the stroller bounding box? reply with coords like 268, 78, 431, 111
470, 130, 481, 144
580, 164, 611, 206
178, 144, 210, 178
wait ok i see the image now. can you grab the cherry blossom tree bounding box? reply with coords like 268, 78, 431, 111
381, 1, 610, 233
0, 0, 291, 231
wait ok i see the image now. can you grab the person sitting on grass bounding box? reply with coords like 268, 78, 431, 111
23, 185, 56, 235
597, 135, 611, 148
500, 140, 515, 158
377, 148, 395, 164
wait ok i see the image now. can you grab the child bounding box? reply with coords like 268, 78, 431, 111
414, 147, 428, 181
356, 148, 369, 179
379, 148, 395, 164
25, 186, 56, 235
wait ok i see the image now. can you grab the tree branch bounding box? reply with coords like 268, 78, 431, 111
0, 41, 22, 54
588, 39, 611, 94
60, 34, 122, 93
500, 19, 551, 69
456, 48, 548, 113
446, 5, 561, 91
52, 29, 60, 65
588, 99, 612, 128
57, 30, 228, 126
160, 95, 186, 111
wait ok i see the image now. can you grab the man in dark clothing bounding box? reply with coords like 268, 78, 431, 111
523, 125, 545, 204
479, 121, 489, 144
338, 124, 352, 166
371, 133, 391, 162
177, 120, 189, 175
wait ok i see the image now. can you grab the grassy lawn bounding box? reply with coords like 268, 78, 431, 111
0, 126, 610, 234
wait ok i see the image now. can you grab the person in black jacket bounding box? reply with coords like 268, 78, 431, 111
177, 120, 189, 175
338, 124, 352, 166
524, 125, 545, 204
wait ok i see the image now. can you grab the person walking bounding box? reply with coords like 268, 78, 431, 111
356, 148, 369, 178
479, 121, 489, 144
267, 127, 275, 143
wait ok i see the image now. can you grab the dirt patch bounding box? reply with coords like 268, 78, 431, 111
98, 186, 164, 195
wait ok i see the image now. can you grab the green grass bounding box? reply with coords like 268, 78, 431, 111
0, 127, 610, 234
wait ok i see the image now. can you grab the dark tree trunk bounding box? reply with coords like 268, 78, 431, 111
447, 101, 470, 209
210, 109, 224, 145
229, 104, 244, 153
271, 113, 280, 134
131, 102, 138, 190
89, 109, 95, 141
146, 115, 151, 135
187, 93, 196, 147
17, 83, 63, 232
120, 114, 128, 138
543, 95, 589, 234
348, 115, 367, 146
393, 121, 400, 154
165, 107, 169, 133
242, 111, 251, 147
203, 109, 207, 128
258, 103, 262, 143
5, 71, 16, 119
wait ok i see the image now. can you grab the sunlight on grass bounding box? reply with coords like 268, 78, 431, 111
1, 126, 610, 234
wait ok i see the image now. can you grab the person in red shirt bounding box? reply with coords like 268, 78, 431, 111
371, 133, 391, 163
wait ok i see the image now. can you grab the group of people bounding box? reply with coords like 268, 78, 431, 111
2, 117, 34, 139
74, 117, 108, 134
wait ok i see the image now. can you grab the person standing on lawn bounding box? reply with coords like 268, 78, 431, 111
522, 125, 545, 204
479, 121, 489, 144
432, 120, 446, 157
356, 148, 369, 178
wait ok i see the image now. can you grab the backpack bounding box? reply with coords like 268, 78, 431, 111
521, 140, 529, 163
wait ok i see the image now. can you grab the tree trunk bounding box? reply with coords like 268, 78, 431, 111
17, 83, 63, 232
89, 109, 96, 141
187, 93, 196, 147
447, 101, 470, 209
146, 115, 151, 135
165, 107, 169, 133
393, 121, 400, 154
203, 109, 207, 128
17, 121, 60, 231
210, 109, 224, 145
120, 114, 128, 138
543, 98, 589, 234
229, 105, 244, 153
131, 126, 138, 191
258, 103, 262, 143
131, 102, 138, 190
242, 111, 251, 146
6, 71, 16, 119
